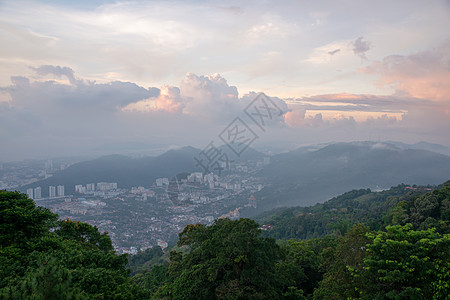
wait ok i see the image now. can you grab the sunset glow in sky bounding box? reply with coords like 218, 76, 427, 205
1, 0, 449, 160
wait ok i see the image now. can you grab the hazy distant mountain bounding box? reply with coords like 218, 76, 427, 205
252, 141, 450, 213
94, 141, 156, 152
217, 144, 266, 162
22, 146, 202, 195
22, 145, 266, 196
386, 141, 450, 156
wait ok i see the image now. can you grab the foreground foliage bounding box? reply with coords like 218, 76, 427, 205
159, 218, 282, 299
0, 190, 144, 299
1, 180, 449, 299
314, 223, 450, 299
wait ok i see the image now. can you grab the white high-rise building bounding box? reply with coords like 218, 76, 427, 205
96, 182, 117, 191
75, 184, 83, 193
26, 188, 33, 199
57, 185, 65, 197
86, 183, 95, 192
49, 186, 56, 198
34, 187, 42, 199
75, 185, 87, 193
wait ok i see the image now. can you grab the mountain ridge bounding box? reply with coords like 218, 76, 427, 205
20, 145, 266, 195
248, 141, 450, 214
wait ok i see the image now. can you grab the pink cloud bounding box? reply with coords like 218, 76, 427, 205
122, 85, 184, 114
363, 39, 450, 107
284, 109, 306, 127
154, 86, 184, 113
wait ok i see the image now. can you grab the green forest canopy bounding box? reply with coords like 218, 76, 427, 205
1, 180, 449, 299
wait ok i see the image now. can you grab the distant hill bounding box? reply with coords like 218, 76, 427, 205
21, 145, 266, 196
249, 141, 450, 213
217, 144, 266, 162
21, 146, 202, 195
386, 140, 450, 156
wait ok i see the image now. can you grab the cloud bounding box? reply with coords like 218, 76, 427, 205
240, 92, 289, 130
5, 67, 159, 113
292, 92, 411, 113
282, 104, 400, 136
180, 73, 241, 120
154, 86, 184, 113
245, 21, 290, 42
120, 72, 290, 126
283, 91, 432, 128
122, 85, 184, 114
284, 109, 306, 127
364, 114, 398, 126
214, 6, 242, 15
30, 65, 77, 85
181, 73, 238, 101
297, 92, 432, 112
352, 36, 371, 60
0, 66, 159, 144
0, 67, 291, 156
304, 40, 353, 64
363, 39, 450, 106
1, 63, 449, 161
0, 21, 58, 46
0, 0, 302, 88
328, 49, 340, 56
122, 72, 243, 117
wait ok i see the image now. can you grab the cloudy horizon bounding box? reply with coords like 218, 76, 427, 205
1, 0, 449, 161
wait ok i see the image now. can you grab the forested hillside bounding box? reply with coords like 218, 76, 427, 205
255, 182, 449, 240
1, 181, 449, 299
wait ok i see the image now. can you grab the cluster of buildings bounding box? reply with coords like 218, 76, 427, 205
11, 156, 272, 254
75, 182, 118, 193
28, 170, 266, 254
0, 158, 77, 190
74, 182, 122, 198
26, 181, 120, 200
27, 185, 65, 200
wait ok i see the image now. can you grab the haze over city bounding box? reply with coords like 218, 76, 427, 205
1, 0, 449, 161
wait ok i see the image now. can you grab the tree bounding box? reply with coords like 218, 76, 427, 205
132, 264, 169, 297
163, 218, 282, 299
313, 223, 371, 299
409, 193, 440, 227
277, 237, 335, 298
356, 224, 450, 299
0, 191, 144, 299
0, 190, 57, 248
0, 255, 84, 300
127, 246, 165, 275
55, 219, 113, 252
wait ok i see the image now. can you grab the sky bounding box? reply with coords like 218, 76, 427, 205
0, 0, 449, 161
